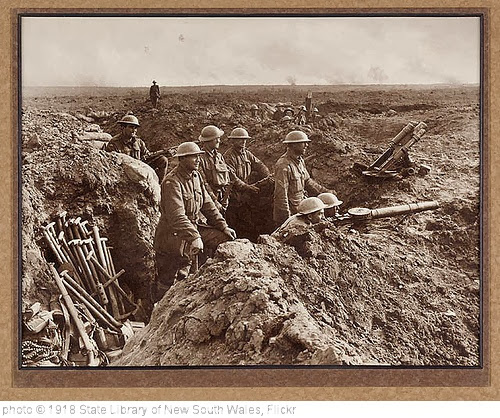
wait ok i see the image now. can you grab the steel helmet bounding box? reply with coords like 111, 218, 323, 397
199, 125, 224, 142
283, 130, 311, 143
285, 107, 294, 113
318, 193, 343, 208
228, 128, 251, 139
118, 114, 140, 126
298, 197, 326, 215
281, 116, 294, 122
176, 142, 205, 157
313, 107, 319, 112
152, 80, 157, 84
250, 104, 258, 110
299, 105, 307, 110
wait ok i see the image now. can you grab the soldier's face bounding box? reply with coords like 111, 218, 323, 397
290, 142, 308, 155
205, 137, 220, 151
180, 154, 201, 171
122, 124, 137, 138
308, 209, 324, 224
233, 138, 246, 151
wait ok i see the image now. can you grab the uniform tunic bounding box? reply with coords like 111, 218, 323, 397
198, 147, 231, 203
105, 132, 168, 182
224, 147, 270, 202
154, 165, 228, 254
105, 133, 150, 160
273, 149, 328, 225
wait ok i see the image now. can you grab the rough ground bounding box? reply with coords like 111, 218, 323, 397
21, 84, 480, 366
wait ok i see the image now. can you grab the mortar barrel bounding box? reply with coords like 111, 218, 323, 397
369, 200, 439, 219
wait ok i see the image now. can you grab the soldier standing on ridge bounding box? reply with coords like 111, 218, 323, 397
149, 80, 161, 109
197, 125, 232, 213
152, 142, 236, 301
104, 114, 168, 183
273, 130, 333, 226
224, 127, 271, 238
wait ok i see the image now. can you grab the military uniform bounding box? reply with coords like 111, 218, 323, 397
149, 83, 160, 108
224, 148, 270, 202
223, 147, 271, 239
198, 147, 231, 204
273, 150, 328, 225
153, 164, 230, 300
271, 214, 310, 239
105, 133, 168, 182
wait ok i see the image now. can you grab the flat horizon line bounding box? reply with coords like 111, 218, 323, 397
24, 82, 479, 88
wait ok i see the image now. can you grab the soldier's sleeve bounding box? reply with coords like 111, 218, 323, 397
224, 153, 249, 190
304, 166, 330, 196
139, 139, 150, 160
162, 178, 201, 241
200, 180, 228, 231
273, 160, 291, 224
249, 152, 270, 179
198, 158, 219, 202
104, 139, 118, 153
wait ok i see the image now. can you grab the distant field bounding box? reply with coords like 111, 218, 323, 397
22, 84, 479, 98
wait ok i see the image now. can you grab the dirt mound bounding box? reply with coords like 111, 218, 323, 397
116, 215, 478, 366
21, 108, 160, 317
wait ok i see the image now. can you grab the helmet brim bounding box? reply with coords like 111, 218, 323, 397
283, 139, 311, 143
176, 150, 205, 157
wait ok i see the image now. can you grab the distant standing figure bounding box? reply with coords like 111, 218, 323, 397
104, 114, 168, 182
149, 80, 161, 109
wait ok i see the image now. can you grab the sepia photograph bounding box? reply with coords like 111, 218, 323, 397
18, 13, 483, 372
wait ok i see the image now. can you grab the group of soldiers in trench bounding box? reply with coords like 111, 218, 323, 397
105, 106, 340, 303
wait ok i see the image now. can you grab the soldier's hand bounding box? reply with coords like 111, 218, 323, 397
223, 227, 237, 240
189, 237, 204, 255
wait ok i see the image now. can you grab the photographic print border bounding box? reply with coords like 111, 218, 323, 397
2, 1, 497, 401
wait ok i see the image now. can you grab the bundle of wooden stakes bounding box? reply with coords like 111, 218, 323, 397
42, 212, 139, 326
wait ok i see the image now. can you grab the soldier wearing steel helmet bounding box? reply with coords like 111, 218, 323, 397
149, 80, 161, 109
271, 196, 326, 239
273, 130, 331, 226
223, 127, 271, 238
250, 104, 259, 118
318, 192, 343, 218
197, 125, 232, 212
105, 113, 168, 182
152, 141, 237, 301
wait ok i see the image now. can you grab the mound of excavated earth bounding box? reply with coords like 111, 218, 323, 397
116, 217, 478, 366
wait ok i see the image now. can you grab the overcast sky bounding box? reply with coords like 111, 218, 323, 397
21, 16, 480, 87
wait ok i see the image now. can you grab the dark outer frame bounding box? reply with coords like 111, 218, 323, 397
1, 2, 496, 400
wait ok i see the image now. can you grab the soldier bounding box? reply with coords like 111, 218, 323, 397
197, 125, 232, 212
152, 142, 237, 301
149, 80, 161, 109
223, 127, 271, 238
250, 104, 259, 118
273, 130, 332, 226
318, 192, 343, 218
104, 114, 168, 182
272, 197, 326, 239
295, 105, 307, 125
